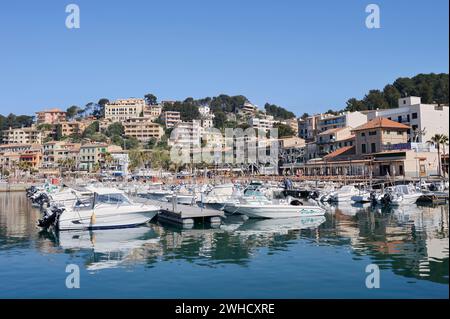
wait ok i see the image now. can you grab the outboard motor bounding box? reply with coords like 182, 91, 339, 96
308, 190, 320, 201
38, 207, 64, 229
380, 192, 393, 206
369, 191, 378, 206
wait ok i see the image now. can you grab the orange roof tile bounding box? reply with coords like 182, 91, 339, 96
352, 117, 409, 131
323, 145, 355, 159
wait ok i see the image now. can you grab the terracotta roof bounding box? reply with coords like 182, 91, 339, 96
352, 117, 409, 131
323, 145, 355, 159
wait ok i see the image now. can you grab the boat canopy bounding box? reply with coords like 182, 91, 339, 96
85, 186, 126, 195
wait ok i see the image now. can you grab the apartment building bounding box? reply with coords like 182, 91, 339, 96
58, 121, 88, 137
201, 117, 214, 129
283, 118, 299, 136
143, 105, 162, 119
2, 126, 43, 144
42, 141, 81, 168
198, 105, 211, 117
35, 108, 67, 125
0, 144, 42, 171
78, 144, 122, 172
162, 111, 181, 128
240, 102, 258, 115
299, 114, 320, 141
316, 127, 355, 157
248, 117, 274, 132
123, 117, 164, 142
317, 111, 367, 133
104, 98, 146, 122
19, 150, 42, 169
169, 121, 202, 148
366, 96, 449, 143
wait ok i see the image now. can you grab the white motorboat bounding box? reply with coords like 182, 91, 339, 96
387, 184, 422, 206
39, 187, 160, 231
329, 185, 361, 202
227, 195, 326, 219
351, 189, 372, 203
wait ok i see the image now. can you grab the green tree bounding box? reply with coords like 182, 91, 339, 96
92, 98, 109, 118
66, 105, 80, 120
383, 85, 401, 108
273, 123, 295, 138
363, 90, 388, 110
82, 121, 100, 138
300, 113, 310, 119
264, 103, 296, 120
144, 93, 158, 105
54, 124, 63, 141
106, 122, 124, 137
213, 111, 227, 129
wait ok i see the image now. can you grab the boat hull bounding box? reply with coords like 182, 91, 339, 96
232, 205, 325, 219
57, 206, 159, 231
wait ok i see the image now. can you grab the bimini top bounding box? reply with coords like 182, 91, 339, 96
85, 186, 125, 195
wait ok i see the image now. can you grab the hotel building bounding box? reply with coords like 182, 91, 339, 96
104, 98, 146, 122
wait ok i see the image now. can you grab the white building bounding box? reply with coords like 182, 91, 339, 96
104, 98, 146, 122
169, 121, 202, 148
317, 111, 368, 133
248, 117, 274, 131
162, 111, 181, 128
198, 105, 211, 117
366, 96, 449, 143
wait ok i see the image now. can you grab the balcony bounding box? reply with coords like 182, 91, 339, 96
381, 142, 435, 152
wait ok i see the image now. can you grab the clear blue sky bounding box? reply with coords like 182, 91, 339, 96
0, 0, 448, 116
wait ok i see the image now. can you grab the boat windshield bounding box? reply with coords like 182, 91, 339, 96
96, 193, 131, 205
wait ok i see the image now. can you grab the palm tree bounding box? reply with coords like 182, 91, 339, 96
427, 134, 447, 177
440, 135, 449, 177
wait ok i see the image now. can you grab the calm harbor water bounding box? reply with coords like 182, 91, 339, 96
0, 192, 448, 299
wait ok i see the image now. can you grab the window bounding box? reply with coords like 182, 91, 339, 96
407, 114, 410, 122
362, 144, 367, 153
361, 132, 365, 137
398, 116, 402, 123
369, 131, 377, 136
397, 131, 403, 135
371, 143, 376, 153
412, 112, 418, 119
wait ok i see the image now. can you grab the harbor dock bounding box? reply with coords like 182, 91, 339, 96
132, 196, 224, 228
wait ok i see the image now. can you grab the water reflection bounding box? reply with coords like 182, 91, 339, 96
0, 193, 448, 285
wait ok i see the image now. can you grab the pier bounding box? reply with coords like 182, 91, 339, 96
133, 196, 224, 228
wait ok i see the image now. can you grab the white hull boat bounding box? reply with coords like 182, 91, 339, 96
39, 187, 160, 231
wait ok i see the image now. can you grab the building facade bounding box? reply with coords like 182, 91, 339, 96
366, 96, 449, 143
123, 117, 164, 142
104, 98, 146, 122
2, 126, 43, 144
162, 111, 181, 128
35, 109, 67, 125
